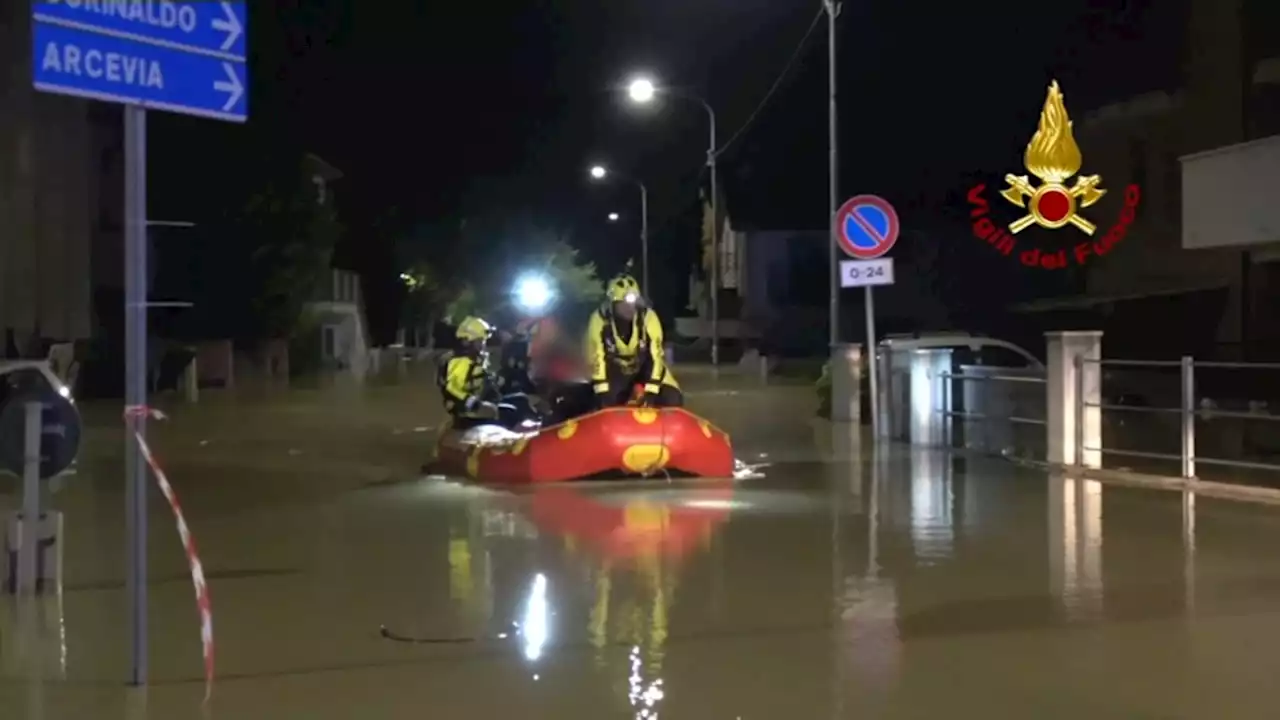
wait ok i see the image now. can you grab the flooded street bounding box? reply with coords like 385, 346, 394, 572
3, 373, 1280, 717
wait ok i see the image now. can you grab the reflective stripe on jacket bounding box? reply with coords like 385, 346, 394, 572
583, 307, 668, 394
437, 352, 492, 415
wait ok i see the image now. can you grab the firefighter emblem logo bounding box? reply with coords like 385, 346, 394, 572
999, 81, 1105, 235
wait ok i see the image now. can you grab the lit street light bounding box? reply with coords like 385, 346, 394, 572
627, 77, 657, 104
589, 163, 650, 296
623, 72, 720, 366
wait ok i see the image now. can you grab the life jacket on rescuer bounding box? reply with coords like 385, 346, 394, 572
437, 316, 499, 420
585, 274, 680, 406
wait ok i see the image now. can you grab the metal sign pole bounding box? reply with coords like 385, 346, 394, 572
18, 402, 42, 596
865, 287, 880, 437
124, 105, 149, 687
834, 192, 898, 438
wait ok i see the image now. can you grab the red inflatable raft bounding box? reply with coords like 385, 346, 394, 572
433, 407, 734, 484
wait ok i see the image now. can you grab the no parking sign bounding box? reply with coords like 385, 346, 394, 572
835, 194, 900, 260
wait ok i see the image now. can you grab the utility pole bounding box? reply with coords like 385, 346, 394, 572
826, 0, 840, 353
708, 114, 720, 368
826, 10, 846, 717
823, 1, 878, 434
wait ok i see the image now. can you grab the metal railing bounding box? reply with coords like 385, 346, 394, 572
1076, 355, 1280, 479
941, 371, 1046, 425
940, 366, 1046, 459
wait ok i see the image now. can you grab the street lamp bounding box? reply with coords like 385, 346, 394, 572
589, 163, 650, 297
623, 72, 720, 366
627, 77, 657, 104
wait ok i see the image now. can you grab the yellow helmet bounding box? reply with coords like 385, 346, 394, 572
605, 274, 641, 304
455, 316, 493, 342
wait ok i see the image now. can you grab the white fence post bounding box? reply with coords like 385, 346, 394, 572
830, 343, 862, 424
5, 511, 63, 596
909, 348, 952, 446
1180, 355, 1196, 479
183, 356, 198, 403
1045, 331, 1102, 468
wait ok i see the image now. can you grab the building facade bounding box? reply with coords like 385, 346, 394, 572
0, 4, 97, 351
1024, 0, 1280, 359
301, 155, 373, 376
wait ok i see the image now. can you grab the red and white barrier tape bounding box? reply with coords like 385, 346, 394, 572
124, 405, 214, 698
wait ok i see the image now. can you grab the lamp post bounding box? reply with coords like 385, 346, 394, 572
589, 164, 650, 296
625, 75, 719, 366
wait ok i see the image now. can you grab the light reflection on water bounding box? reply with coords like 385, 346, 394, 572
909, 450, 954, 563
1052, 477, 1104, 621
521, 573, 549, 662
520, 481, 735, 719
627, 645, 664, 719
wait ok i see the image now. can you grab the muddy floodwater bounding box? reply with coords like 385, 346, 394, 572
2, 371, 1280, 718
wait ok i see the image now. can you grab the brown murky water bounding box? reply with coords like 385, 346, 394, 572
3, 372, 1280, 718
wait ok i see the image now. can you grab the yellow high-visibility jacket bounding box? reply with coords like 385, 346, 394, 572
437, 351, 493, 416
584, 307, 679, 396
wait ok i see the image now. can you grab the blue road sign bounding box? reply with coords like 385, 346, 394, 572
835, 194, 900, 260
32, 0, 248, 122
33, 0, 247, 58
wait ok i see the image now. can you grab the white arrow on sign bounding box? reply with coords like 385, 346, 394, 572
214, 62, 243, 112
211, 1, 243, 52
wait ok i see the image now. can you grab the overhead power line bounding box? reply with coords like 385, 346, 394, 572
714, 6, 825, 158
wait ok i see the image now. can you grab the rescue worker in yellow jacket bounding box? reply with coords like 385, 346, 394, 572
438, 316, 507, 428
584, 274, 682, 408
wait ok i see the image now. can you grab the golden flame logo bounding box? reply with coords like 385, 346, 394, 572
999, 81, 1105, 235
1024, 81, 1082, 183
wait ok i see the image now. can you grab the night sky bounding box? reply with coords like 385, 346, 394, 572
148, 0, 1187, 323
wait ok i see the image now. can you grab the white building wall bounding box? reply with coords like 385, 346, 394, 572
1181, 134, 1280, 250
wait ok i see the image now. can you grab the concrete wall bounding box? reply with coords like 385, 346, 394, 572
1076, 96, 1243, 305
0, 3, 95, 344
1181, 134, 1280, 250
